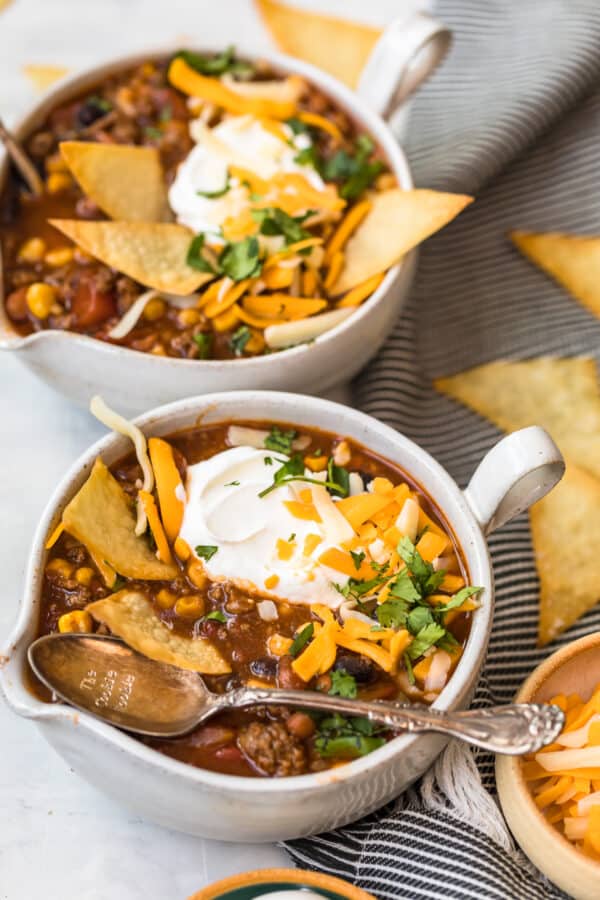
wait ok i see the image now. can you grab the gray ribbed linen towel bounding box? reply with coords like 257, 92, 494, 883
284, 2, 600, 897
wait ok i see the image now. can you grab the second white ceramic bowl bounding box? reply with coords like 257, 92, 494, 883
0, 391, 564, 840
0, 16, 446, 413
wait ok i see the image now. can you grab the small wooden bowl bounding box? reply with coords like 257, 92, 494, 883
496, 632, 600, 900
188, 869, 376, 900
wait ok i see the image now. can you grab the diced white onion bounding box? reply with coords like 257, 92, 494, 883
578, 791, 600, 816
333, 440, 351, 466
396, 497, 420, 543
339, 599, 374, 626
564, 817, 589, 841
433, 555, 453, 572
90, 396, 154, 535
424, 650, 452, 692
349, 472, 364, 496
368, 538, 389, 565
257, 599, 278, 622
264, 308, 354, 349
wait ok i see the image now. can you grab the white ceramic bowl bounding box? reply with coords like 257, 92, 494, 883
0, 15, 449, 415
0, 391, 564, 841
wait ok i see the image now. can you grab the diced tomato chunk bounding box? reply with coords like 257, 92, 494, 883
71, 275, 116, 328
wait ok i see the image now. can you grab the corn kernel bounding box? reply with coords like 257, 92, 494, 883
177, 307, 200, 326
74, 566, 95, 586
268, 633, 293, 656
45, 247, 74, 267
187, 560, 208, 589
150, 344, 166, 356
26, 282, 58, 319
58, 610, 93, 634
140, 62, 156, 77
18, 237, 46, 263
143, 298, 167, 321
46, 557, 74, 579
376, 172, 397, 191
46, 172, 72, 194
45, 152, 68, 174
174, 537, 191, 561
156, 588, 176, 609
174, 595, 206, 618
304, 455, 328, 472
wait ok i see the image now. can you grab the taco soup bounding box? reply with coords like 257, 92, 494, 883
32, 406, 480, 778
2, 48, 471, 361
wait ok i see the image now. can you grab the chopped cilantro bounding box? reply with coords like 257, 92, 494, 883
406, 623, 447, 661
404, 652, 415, 685
186, 234, 218, 274
195, 544, 218, 561
334, 572, 389, 602
314, 713, 385, 759
252, 207, 311, 245
327, 457, 350, 498
144, 126, 163, 140
197, 174, 230, 198
258, 453, 347, 498
350, 550, 365, 571
224, 480, 240, 487
321, 134, 384, 201
328, 669, 357, 699
159, 104, 172, 122
111, 574, 125, 593
433, 585, 482, 613
85, 94, 112, 114
192, 332, 213, 360
286, 116, 310, 135
175, 46, 253, 78
288, 533, 296, 542
294, 145, 320, 168
313, 448, 323, 457
264, 425, 298, 454
376, 596, 410, 629
407, 605, 435, 635
397, 536, 446, 597
289, 623, 314, 657
229, 325, 252, 356
219, 236, 262, 281
388, 567, 421, 603
204, 610, 227, 623
264, 456, 273, 466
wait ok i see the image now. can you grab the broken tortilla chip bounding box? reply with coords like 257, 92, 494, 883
333, 189, 472, 295
531, 463, 600, 645
49, 220, 212, 295
62, 458, 177, 581
23, 63, 69, 92
60, 142, 171, 223
510, 230, 600, 320
87, 590, 231, 674
435, 356, 600, 482
255, 0, 381, 88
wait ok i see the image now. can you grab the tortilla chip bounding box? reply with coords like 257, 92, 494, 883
62, 458, 177, 580
23, 64, 69, 92
49, 220, 212, 295
87, 590, 230, 674
333, 189, 473, 295
435, 356, 600, 481
510, 230, 600, 319
60, 142, 171, 223
531, 463, 600, 645
255, 0, 381, 88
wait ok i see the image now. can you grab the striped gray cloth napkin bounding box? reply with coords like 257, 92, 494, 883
284, 1, 600, 897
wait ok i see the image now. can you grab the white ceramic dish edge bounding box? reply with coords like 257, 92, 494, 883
0, 391, 564, 841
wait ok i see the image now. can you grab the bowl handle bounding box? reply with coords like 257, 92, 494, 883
356, 12, 452, 121
463, 426, 565, 536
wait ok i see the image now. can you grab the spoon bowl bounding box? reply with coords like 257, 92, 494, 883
28, 633, 565, 754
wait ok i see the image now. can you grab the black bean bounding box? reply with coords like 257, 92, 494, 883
334, 653, 376, 683
78, 100, 109, 127
250, 657, 278, 678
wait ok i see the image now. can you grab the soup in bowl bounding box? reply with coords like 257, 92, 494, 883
0, 392, 563, 839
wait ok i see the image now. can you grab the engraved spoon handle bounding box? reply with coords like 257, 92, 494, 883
220, 689, 564, 755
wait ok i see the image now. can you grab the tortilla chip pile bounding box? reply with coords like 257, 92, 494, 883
435, 356, 600, 645
255, 0, 382, 88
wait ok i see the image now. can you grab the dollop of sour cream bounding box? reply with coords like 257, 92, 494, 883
168, 115, 324, 235
178, 446, 350, 607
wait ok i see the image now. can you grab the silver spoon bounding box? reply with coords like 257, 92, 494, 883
28, 633, 564, 755
0, 116, 44, 196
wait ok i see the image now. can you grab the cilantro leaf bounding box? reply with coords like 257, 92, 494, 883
204, 610, 227, 623
406, 623, 446, 661
434, 585, 483, 613
404, 652, 415, 685
388, 567, 421, 603
219, 236, 262, 281
186, 234, 218, 273
335, 573, 389, 602
229, 325, 252, 356
406, 605, 435, 635
350, 550, 365, 571
252, 207, 311, 245
175, 46, 253, 78
314, 713, 385, 759
289, 623, 314, 657
397, 536, 446, 597
193, 332, 213, 360
376, 596, 409, 629
329, 669, 357, 699
286, 117, 310, 135
321, 134, 385, 201
264, 425, 298, 454
195, 544, 218, 561
327, 457, 350, 498
258, 453, 347, 498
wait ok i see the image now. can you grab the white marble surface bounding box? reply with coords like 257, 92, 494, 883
0, 1, 428, 897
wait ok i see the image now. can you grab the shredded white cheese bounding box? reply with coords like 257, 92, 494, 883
90, 395, 154, 535
107, 290, 201, 340
264, 308, 354, 349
